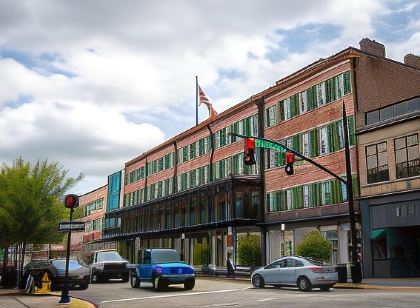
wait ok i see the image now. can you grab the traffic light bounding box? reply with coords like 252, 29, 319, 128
64, 194, 79, 209
244, 137, 256, 165
285, 152, 294, 175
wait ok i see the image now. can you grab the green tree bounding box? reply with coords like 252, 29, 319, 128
296, 230, 331, 262
0, 158, 82, 283
237, 233, 261, 267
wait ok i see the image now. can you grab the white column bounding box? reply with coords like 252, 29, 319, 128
269, 230, 282, 262
339, 223, 349, 264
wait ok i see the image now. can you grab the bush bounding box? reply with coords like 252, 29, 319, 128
237, 233, 261, 267
296, 230, 331, 262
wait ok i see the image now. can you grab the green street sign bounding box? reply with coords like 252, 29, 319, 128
255, 139, 286, 152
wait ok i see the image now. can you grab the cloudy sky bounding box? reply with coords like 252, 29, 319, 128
1, 0, 419, 194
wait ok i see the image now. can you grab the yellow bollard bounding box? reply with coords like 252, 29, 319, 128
35, 272, 51, 294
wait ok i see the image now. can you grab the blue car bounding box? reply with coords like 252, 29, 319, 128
129, 249, 195, 291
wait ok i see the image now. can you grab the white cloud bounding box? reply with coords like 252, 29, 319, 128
0, 0, 417, 193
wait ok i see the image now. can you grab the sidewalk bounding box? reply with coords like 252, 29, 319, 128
0, 287, 97, 307
335, 278, 420, 290
199, 275, 420, 291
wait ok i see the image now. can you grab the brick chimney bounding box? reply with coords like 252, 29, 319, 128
404, 54, 420, 70
359, 38, 386, 58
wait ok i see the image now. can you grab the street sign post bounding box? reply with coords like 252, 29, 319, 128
58, 194, 79, 304
58, 221, 85, 233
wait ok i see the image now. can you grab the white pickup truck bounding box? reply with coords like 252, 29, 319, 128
90, 249, 129, 283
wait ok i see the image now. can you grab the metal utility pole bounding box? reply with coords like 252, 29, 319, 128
342, 103, 362, 283
59, 207, 74, 304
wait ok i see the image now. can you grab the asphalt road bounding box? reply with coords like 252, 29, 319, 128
67, 278, 420, 308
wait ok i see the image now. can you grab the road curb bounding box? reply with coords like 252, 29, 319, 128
334, 283, 420, 291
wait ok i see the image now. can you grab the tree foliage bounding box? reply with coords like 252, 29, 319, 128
296, 230, 331, 262
237, 233, 261, 267
0, 158, 82, 247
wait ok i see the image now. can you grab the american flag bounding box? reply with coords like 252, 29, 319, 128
198, 86, 211, 106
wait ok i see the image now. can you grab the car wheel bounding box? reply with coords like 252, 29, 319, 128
320, 285, 331, 291
184, 278, 195, 290
91, 273, 100, 283
122, 273, 129, 283
297, 276, 312, 292
152, 277, 160, 291
252, 274, 265, 288
130, 272, 140, 288
79, 283, 88, 290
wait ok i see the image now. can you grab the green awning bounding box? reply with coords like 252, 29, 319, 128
370, 228, 386, 240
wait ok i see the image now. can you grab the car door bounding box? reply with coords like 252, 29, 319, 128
138, 250, 153, 281
278, 258, 296, 284
262, 260, 282, 284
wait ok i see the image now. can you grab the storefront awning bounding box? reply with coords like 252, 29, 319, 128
370, 228, 386, 240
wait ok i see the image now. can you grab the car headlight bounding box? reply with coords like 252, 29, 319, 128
96, 263, 104, 270
155, 266, 163, 274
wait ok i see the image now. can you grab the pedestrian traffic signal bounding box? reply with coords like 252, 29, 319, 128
285, 152, 294, 175
244, 138, 256, 165
64, 194, 79, 209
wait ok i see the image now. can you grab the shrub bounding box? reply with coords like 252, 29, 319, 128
237, 233, 261, 267
296, 230, 331, 262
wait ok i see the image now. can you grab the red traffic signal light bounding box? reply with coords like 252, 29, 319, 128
285, 152, 294, 175
64, 194, 79, 209
244, 138, 256, 165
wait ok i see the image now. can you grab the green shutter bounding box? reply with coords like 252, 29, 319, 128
292, 135, 301, 153
352, 175, 359, 198
331, 180, 338, 204
326, 79, 332, 103
308, 86, 317, 110
310, 129, 319, 157
331, 77, 337, 102
344, 71, 351, 94
279, 101, 285, 121
347, 116, 356, 145
276, 152, 286, 167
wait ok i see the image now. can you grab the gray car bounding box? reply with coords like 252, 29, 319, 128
251, 256, 338, 291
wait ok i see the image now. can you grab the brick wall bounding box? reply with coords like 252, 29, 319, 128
355, 53, 420, 128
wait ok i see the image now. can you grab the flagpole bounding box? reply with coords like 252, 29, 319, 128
195, 76, 198, 126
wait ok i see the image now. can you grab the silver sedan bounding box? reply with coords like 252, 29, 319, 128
251, 256, 338, 291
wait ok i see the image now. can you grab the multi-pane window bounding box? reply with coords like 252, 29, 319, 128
316, 82, 326, 105
283, 97, 292, 120
365, 96, 420, 125
302, 132, 310, 157
321, 181, 332, 205
303, 185, 310, 208
395, 134, 420, 179
366, 142, 389, 184
267, 176, 358, 213
319, 126, 329, 155
286, 190, 293, 210
265, 105, 276, 127
298, 91, 308, 114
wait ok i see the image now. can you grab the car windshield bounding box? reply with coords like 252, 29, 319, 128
151, 250, 180, 263
52, 259, 81, 270
97, 251, 124, 262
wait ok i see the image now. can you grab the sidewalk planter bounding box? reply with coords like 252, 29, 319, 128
336, 264, 347, 283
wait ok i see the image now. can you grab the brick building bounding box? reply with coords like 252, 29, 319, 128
71, 185, 109, 252
90, 38, 420, 277
355, 40, 420, 277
